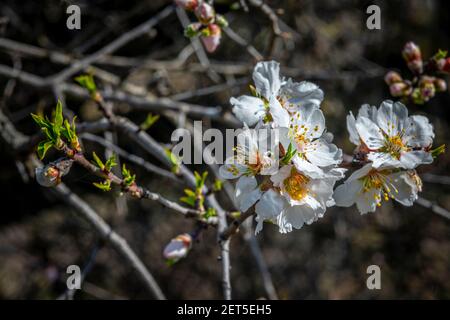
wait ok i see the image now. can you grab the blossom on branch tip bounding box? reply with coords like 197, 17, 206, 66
174, 0, 198, 11
35, 158, 73, 187
195, 2, 215, 24
163, 233, 193, 264
200, 24, 221, 53
334, 163, 422, 214
231, 61, 323, 127
347, 100, 435, 169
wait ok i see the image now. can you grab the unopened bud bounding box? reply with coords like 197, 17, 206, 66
384, 71, 402, 85
389, 82, 410, 97
420, 81, 436, 101
402, 42, 423, 74
200, 24, 221, 53
434, 78, 447, 92
184, 22, 202, 38
216, 15, 228, 28
174, 0, 198, 11
35, 166, 59, 187
35, 159, 73, 187
437, 57, 450, 73
195, 2, 215, 24
163, 233, 192, 263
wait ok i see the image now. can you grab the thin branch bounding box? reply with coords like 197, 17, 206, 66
52, 183, 166, 299
422, 173, 450, 186
81, 132, 180, 183
247, 0, 283, 37
48, 6, 174, 84
175, 7, 221, 83
223, 27, 263, 61
242, 219, 278, 300
416, 197, 450, 220
0, 109, 165, 299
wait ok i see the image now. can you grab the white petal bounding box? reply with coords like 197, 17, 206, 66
252, 61, 281, 98
355, 188, 380, 214
333, 180, 361, 207
346, 163, 373, 182
376, 100, 408, 136
270, 165, 292, 187
355, 116, 384, 149
405, 115, 435, 148
231, 95, 265, 126
387, 172, 418, 206
281, 79, 324, 111
399, 150, 433, 169
235, 175, 257, 196
269, 96, 290, 127
346, 112, 360, 145
219, 162, 246, 179
292, 156, 324, 179
358, 104, 378, 122
368, 152, 401, 169
255, 189, 285, 219
305, 139, 342, 167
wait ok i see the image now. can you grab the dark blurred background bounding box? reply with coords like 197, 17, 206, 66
0, 0, 449, 299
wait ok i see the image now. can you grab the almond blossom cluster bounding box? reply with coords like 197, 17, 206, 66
334, 101, 439, 214
220, 61, 346, 234
220, 61, 443, 234
175, 0, 228, 53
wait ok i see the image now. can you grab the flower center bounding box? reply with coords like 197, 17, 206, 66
382, 134, 407, 159
360, 170, 396, 206
283, 168, 310, 200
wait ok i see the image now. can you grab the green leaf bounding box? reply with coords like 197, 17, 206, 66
37, 140, 53, 160
122, 164, 136, 186
180, 196, 196, 207
281, 143, 297, 165
105, 154, 117, 172
140, 113, 160, 131
164, 148, 180, 174
204, 207, 216, 219
431, 144, 445, 158
184, 24, 200, 38
54, 100, 64, 130
434, 49, 448, 61
213, 179, 223, 192
194, 171, 208, 190
92, 152, 105, 170
183, 188, 196, 198
75, 74, 97, 94
93, 179, 111, 191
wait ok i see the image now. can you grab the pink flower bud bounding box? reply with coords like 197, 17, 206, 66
163, 233, 192, 263
437, 57, 450, 73
195, 2, 215, 24
201, 24, 221, 53
35, 166, 60, 187
389, 82, 409, 97
384, 71, 402, 85
420, 82, 436, 101
434, 78, 447, 92
402, 42, 422, 62
174, 0, 198, 11
402, 42, 423, 74
35, 159, 73, 187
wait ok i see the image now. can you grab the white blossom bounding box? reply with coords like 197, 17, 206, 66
280, 105, 343, 178
163, 233, 192, 263
254, 165, 345, 234
219, 126, 279, 212
347, 100, 434, 169
334, 163, 422, 214
231, 61, 323, 127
